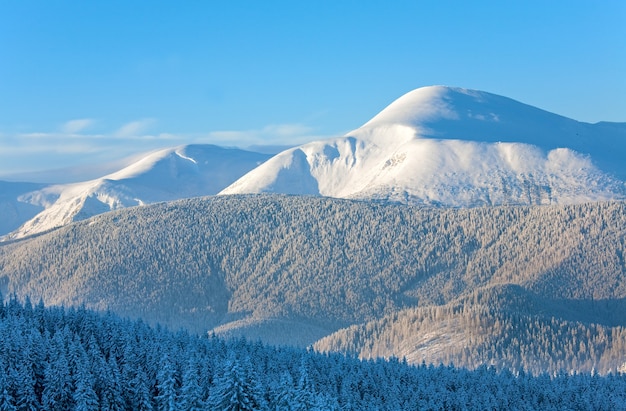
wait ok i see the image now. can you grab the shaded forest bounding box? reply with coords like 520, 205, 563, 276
1, 295, 626, 410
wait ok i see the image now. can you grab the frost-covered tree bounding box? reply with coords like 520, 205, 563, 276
129, 367, 154, 411
177, 356, 204, 411
0, 362, 16, 411
207, 355, 266, 411
72, 361, 98, 411
13, 356, 39, 411
1, 295, 626, 410
97, 355, 124, 411
156, 353, 178, 411
292, 360, 316, 410
41, 332, 73, 411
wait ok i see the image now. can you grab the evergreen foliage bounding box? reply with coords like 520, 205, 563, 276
0, 296, 625, 410
1, 195, 626, 373
316, 284, 626, 375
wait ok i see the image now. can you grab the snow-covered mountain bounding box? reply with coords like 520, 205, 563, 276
3, 145, 271, 239
5, 87, 625, 239
221, 86, 626, 206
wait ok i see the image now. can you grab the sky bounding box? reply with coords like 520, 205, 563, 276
1, 0, 625, 181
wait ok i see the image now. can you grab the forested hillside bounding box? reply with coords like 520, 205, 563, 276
315, 284, 626, 375
2, 295, 626, 410
1, 195, 625, 373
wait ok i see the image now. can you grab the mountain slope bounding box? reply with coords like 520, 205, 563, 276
3, 144, 271, 239
221, 86, 626, 205
1, 195, 625, 373
314, 284, 626, 374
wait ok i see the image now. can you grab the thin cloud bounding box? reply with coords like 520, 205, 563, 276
0, 137, 101, 155
0, 121, 333, 178
61, 118, 95, 134
208, 123, 323, 147
114, 119, 156, 138
262, 124, 313, 137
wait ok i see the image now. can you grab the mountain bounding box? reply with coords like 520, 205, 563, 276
221, 86, 626, 206
1, 195, 625, 373
2, 144, 271, 239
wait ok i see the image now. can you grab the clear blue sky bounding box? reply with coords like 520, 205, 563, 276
1, 0, 625, 179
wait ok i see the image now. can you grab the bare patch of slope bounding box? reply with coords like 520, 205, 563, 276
314, 284, 626, 374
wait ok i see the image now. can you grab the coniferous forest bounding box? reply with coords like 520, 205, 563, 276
1, 294, 626, 410
2, 196, 626, 375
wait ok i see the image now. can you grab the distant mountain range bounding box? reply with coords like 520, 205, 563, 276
1, 145, 271, 239
2, 86, 625, 240
0, 181, 47, 235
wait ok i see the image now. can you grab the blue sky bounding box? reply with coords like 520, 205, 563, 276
1, 0, 625, 180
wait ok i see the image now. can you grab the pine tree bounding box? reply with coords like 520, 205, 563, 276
13, 358, 39, 411
98, 355, 125, 411
272, 371, 295, 411
129, 367, 154, 411
292, 360, 316, 410
72, 364, 98, 411
42, 333, 73, 411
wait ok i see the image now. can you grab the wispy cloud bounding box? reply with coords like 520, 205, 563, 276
207, 123, 323, 147
0, 120, 332, 179
61, 118, 95, 134
114, 119, 156, 138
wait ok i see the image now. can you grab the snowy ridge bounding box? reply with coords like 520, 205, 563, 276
221, 86, 626, 205
3, 145, 271, 239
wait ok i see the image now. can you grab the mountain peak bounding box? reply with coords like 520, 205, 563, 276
222, 86, 626, 205
362, 85, 465, 128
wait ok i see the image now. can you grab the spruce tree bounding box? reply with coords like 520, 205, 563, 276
178, 356, 204, 411
207, 355, 265, 411
0, 364, 16, 411
42, 333, 73, 411
72, 365, 98, 411
155, 353, 178, 411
